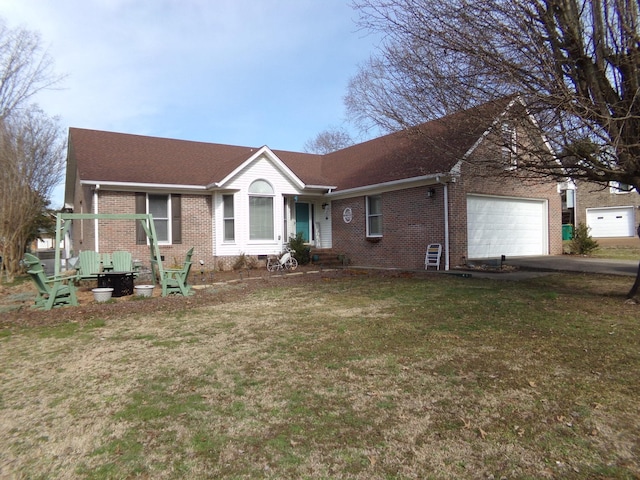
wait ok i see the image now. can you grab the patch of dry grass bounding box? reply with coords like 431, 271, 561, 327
1, 272, 639, 479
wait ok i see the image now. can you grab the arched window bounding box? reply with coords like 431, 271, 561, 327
248, 180, 274, 195
248, 180, 274, 240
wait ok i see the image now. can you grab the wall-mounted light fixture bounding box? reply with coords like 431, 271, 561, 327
427, 188, 436, 198
322, 203, 329, 210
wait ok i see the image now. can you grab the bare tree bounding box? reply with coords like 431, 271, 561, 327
0, 19, 64, 282
0, 19, 62, 119
0, 107, 65, 282
303, 127, 355, 154
348, 0, 640, 189
348, 0, 640, 297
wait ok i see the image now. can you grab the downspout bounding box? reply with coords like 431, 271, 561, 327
437, 177, 450, 271
93, 184, 100, 252
572, 182, 578, 228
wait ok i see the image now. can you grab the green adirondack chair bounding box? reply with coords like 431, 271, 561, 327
76, 250, 102, 280
111, 251, 136, 273
24, 253, 78, 310
152, 247, 194, 296
101, 252, 113, 271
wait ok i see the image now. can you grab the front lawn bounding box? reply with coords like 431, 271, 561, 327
1, 271, 638, 479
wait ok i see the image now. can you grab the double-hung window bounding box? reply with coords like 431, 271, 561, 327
223, 194, 235, 242
366, 195, 382, 237
249, 180, 274, 240
136, 192, 181, 245
149, 194, 170, 243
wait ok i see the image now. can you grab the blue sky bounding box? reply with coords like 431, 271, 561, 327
0, 0, 380, 208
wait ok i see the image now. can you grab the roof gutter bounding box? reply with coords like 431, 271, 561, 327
326, 173, 451, 199
305, 184, 338, 191
81, 180, 208, 191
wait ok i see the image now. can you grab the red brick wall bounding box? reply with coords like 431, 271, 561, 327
70, 176, 95, 252
75, 190, 213, 269
332, 185, 446, 270
331, 170, 562, 270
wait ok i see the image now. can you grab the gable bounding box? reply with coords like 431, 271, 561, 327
215, 148, 307, 193
214, 146, 307, 191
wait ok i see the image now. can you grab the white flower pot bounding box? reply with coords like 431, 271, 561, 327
92, 287, 114, 302
134, 285, 154, 297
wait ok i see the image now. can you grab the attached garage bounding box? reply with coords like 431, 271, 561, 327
467, 195, 548, 258
586, 206, 636, 237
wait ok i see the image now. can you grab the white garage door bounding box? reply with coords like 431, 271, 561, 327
467, 195, 548, 258
586, 207, 635, 237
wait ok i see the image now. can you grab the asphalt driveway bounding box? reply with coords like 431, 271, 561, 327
507, 255, 638, 277
449, 254, 639, 281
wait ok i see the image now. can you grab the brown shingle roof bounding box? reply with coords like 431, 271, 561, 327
319, 98, 512, 191
69, 128, 258, 187
69, 98, 512, 192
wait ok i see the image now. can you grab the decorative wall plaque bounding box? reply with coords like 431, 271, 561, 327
343, 207, 353, 223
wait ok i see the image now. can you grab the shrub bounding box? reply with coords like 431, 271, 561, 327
288, 232, 310, 265
568, 222, 599, 255
233, 252, 257, 270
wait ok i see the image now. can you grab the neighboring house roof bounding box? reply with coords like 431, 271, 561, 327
66, 97, 515, 199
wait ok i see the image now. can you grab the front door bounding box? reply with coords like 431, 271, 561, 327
295, 203, 310, 242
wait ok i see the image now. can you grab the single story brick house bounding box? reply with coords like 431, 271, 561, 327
63, 98, 563, 271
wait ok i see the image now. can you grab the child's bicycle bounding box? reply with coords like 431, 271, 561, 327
266, 246, 298, 272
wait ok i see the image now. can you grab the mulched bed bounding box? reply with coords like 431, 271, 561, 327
0, 267, 439, 329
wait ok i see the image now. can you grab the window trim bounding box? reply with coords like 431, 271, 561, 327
223, 194, 235, 243
366, 194, 383, 238
610, 181, 635, 194
248, 179, 275, 241
501, 121, 517, 170
148, 193, 172, 245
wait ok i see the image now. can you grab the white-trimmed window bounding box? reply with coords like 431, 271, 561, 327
501, 122, 517, 169
249, 180, 274, 240
610, 181, 635, 194
223, 194, 235, 242
135, 192, 181, 245
149, 194, 170, 243
366, 195, 382, 237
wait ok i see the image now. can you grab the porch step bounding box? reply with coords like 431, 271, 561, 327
309, 249, 349, 268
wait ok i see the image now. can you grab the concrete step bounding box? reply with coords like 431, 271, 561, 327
309, 250, 349, 268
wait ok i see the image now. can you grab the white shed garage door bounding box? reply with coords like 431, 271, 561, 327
467, 195, 548, 258
586, 207, 635, 237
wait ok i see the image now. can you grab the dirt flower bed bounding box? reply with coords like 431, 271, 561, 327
1, 267, 428, 328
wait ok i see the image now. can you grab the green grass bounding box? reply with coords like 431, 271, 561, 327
591, 244, 640, 260
1, 272, 639, 479
564, 239, 640, 260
